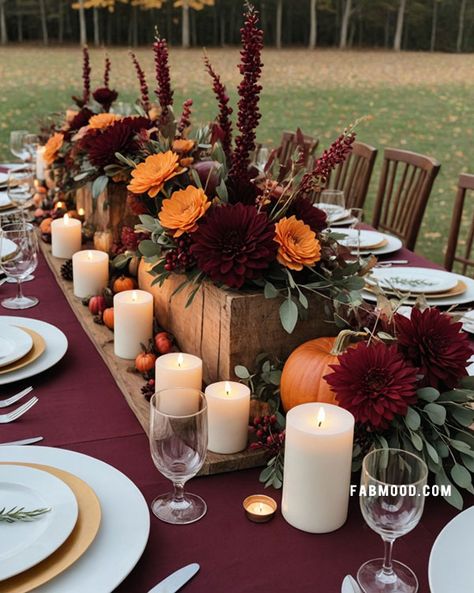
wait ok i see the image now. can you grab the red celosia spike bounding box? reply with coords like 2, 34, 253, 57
130, 51, 150, 111
204, 55, 233, 163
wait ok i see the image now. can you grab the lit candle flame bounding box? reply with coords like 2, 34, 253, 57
177, 353, 184, 368
87, 250, 93, 261
131, 290, 138, 302
316, 407, 325, 428
225, 381, 231, 396
63, 213, 70, 225
78, 208, 85, 216
56, 201, 64, 209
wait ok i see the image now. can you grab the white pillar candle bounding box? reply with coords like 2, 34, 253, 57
114, 290, 153, 360
282, 402, 354, 534
155, 353, 203, 415
205, 381, 250, 454
51, 214, 82, 259
72, 249, 109, 298
36, 146, 46, 181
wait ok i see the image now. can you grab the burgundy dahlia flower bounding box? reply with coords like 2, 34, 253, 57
190, 203, 277, 288
92, 87, 119, 112
395, 307, 472, 390
288, 197, 327, 233
324, 341, 419, 430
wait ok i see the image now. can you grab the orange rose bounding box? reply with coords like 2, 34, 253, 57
172, 139, 195, 154
159, 185, 211, 237
274, 215, 321, 271
127, 151, 186, 198
88, 113, 122, 130
43, 133, 64, 165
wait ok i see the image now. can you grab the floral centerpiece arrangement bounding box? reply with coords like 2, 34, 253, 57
241, 298, 474, 509
124, 3, 366, 333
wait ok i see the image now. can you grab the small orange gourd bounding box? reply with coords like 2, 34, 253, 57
135, 351, 157, 374
280, 330, 364, 412
103, 307, 114, 330
113, 275, 136, 294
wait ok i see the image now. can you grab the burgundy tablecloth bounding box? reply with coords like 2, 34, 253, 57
0, 245, 466, 593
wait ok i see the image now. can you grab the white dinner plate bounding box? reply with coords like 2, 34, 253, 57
0, 446, 150, 593
329, 228, 403, 256
0, 173, 7, 186
0, 191, 12, 208
366, 267, 459, 294
362, 270, 474, 307
329, 228, 386, 249
0, 324, 33, 367
0, 238, 17, 260
0, 317, 68, 385
0, 464, 78, 581
429, 505, 474, 593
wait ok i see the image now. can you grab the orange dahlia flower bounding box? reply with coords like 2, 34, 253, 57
274, 215, 321, 271
127, 151, 185, 198
159, 186, 211, 237
43, 133, 64, 165
88, 113, 122, 130
172, 139, 195, 154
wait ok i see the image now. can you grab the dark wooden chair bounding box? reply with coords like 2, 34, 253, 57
277, 130, 319, 178
371, 148, 441, 251
327, 141, 378, 209
444, 173, 474, 273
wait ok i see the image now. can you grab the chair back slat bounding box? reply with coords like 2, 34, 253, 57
372, 148, 440, 251
326, 141, 377, 209
445, 173, 474, 273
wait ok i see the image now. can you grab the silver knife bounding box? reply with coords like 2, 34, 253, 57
148, 563, 200, 593
0, 436, 43, 446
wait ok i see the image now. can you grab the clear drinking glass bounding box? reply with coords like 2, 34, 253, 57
23, 134, 40, 161
317, 189, 346, 222
350, 207, 364, 260
149, 388, 208, 525
255, 146, 269, 171
10, 130, 30, 163
0, 222, 39, 309
358, 448, 428, 593
7, 168, 35, 208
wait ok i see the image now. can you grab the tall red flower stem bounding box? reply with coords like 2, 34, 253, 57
228, 3, 264, 195
82, 46, 91, 104
130, 51, 150, 111
153, 34, 174, 126
177, 99, 193, 136
204, 55, 233, 163
104, 54, 111, 88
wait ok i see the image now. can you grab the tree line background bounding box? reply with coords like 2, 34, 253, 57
0, 0, 474, 52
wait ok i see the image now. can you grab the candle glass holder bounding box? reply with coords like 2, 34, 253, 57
149, 388, 208, 525
358, 448, 428, 593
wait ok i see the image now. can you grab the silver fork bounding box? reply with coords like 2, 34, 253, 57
0, 396, 38, 423
0, 386, 33, 409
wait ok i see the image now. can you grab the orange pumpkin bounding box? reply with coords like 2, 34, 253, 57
280, 330, 365, 412
39, 217, 52, 234
103, 307, 114, 330
135, 351, 157, 374
113, 275, 136, 294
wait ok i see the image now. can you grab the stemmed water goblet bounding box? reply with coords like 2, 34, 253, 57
0, 222, 39, 309
358, 448, 428, 593
7, 168, 35, 209
9, 130, 30, 164
316, 189, 346, 223
349, 207, 364, 260
149, 388, 208, 525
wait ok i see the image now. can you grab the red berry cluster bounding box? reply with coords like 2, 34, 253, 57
164, 234, 195, 272
141, 379, 155, 401
250, 414, 285, 457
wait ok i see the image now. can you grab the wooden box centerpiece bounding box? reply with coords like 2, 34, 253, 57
138, 261, 338, 385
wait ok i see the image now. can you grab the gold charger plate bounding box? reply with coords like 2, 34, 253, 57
365, 280, 467, 299
0, 327, 45, 375
0, 463, 101, 593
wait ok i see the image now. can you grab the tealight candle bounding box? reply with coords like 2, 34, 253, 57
282, 403, 354, 534
77, 207, 85, 222
72, 249, 109, 298
205, 381, 250, 454
155, 353, 203, 415
243, 495, 277, 523
114, 290, 153, 360
51, 214, 82, 259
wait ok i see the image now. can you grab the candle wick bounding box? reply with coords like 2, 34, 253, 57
318, 420, 322, 428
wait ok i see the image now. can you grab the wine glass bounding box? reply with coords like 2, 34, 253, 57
358, 448, 428, 593
255, 146, 269, 171
24, 134, 40, 161
349, 207, 364, 260
7, 168, 35, 208
0, 222, 39, 309
317, 189, 346, 223
149, 388, 208, 525
10, 130, 30, 163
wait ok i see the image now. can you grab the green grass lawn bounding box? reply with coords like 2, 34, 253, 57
1, 46, 473, 264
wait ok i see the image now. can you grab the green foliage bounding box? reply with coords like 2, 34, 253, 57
234, 352, 282, 407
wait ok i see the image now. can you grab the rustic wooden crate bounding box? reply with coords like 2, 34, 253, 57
138, 261, 338, 385
39, 241, 267, 475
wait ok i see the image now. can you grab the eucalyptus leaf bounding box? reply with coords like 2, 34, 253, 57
451, 406, 474, 427
424, 403, 447, 425
438, 389, 473, 403
461, 453, 474, 472
92, 175, 108, 199
451, 464, 472, 489
424, 440, 439, 464
279, 298, 299, 334
450, 439, 473, 454
298, 291, 309, 309
405, 407, 421, 431
417, 387, 440, 403
410, 431, 424, 451
264, 281, 279, 299
139, 240, 161, 258
260, 465, 274, 482
234, 365, 251, 380
436, 470, 464, 510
